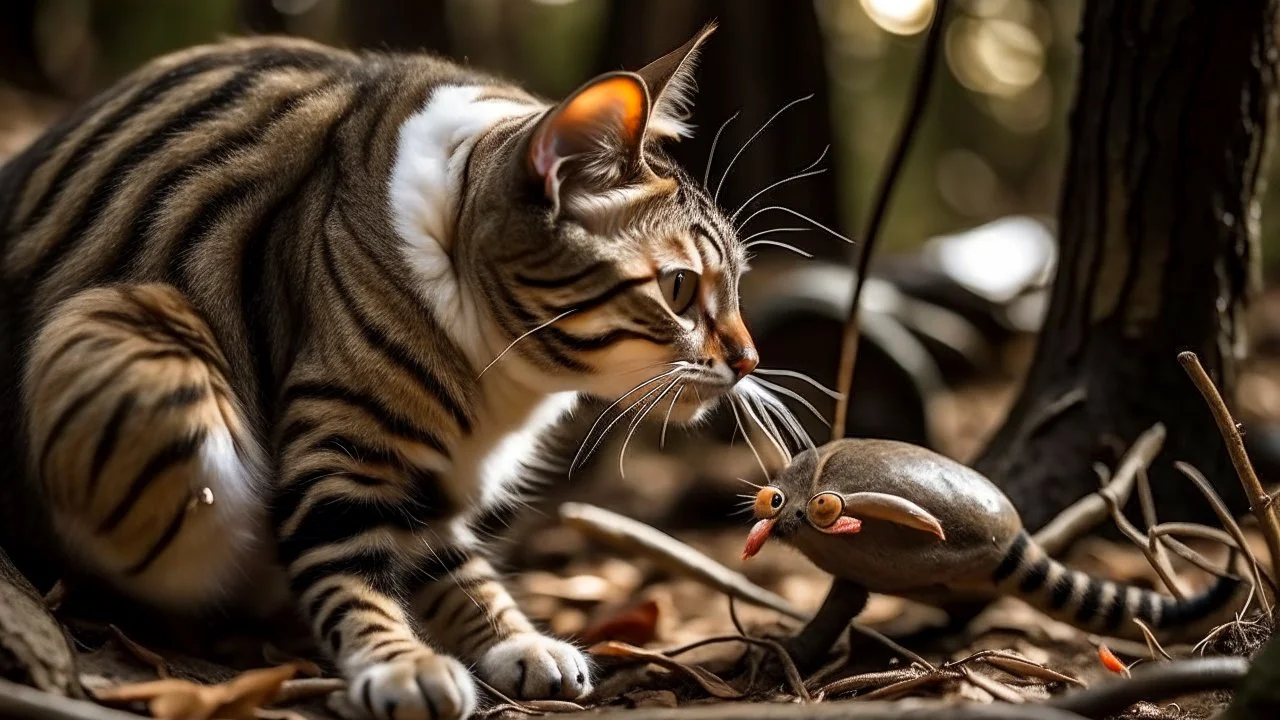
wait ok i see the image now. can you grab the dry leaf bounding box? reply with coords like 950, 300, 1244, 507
588, 641, 742, 699
624, 689, 678, 708
579, 600, 660, 647
92, 663, 300, 720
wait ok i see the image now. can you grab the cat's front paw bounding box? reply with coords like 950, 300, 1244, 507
350, 651, 477, 720
477, 633, 592, 700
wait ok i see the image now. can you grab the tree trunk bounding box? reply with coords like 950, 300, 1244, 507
974, 0, 1275, 531
341, 0, 452, 56
595, 0, 844, 262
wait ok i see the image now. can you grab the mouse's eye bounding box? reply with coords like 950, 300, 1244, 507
806, 492, 844, 528
754, 487, 785, 519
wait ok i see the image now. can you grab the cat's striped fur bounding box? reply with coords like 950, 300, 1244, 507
0, 27, 768, 719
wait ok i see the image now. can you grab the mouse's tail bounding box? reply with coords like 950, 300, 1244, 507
990, 532, 1241, 638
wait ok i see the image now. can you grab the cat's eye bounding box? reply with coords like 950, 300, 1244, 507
806, 492, 844, 528
659, 269, 700, 315
753, 487, 785, 519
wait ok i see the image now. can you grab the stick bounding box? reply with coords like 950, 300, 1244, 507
831, 0, 950, 440
0, 679, 143, 720
1178, 351, 1280, 587
1033, 423, 1164, 556
581, 700, 1092, 719
558, 502, 805, 620
1046, 656, 1249, 719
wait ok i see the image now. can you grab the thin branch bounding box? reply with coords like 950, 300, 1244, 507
0, 680, 144, 720
1047, 656, 1250, 719
832, 0, 950, 440
1175, 462, 1272, 618
1033, 423, 1164, 556
1178, 351, 1280, 587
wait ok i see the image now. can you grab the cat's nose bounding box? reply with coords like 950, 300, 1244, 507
728, 345, 759, 379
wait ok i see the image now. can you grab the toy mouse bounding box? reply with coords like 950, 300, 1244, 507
743, 439, 1240, 668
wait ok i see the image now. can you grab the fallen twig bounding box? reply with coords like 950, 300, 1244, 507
1099, 469, 1187, 600
108, 624, 170, 679
590, 641, 743, 699
1178, 351, 1280, 590
1033, 423, 1163, 556
1175, 462, 1271, 618
558, 502, 804, 620
0, 679, 143, 720
583, 699, 1093, 719
1046, 655, 1249, 719
270, 678, 345, 705
959, 666, 1024, 703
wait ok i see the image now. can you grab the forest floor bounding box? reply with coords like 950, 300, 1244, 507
6, 334, 1271, 720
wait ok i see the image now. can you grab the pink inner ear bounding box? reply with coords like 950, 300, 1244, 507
818, 516, 862, 535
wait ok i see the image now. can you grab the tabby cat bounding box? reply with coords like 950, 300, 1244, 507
0, 25, 773, 720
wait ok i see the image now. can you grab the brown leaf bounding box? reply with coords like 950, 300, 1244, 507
579, 600, 660, 646
92, 663, 300, 720
588, 641, 742, 699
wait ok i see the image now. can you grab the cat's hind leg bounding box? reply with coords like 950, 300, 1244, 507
24, 284, 271, 609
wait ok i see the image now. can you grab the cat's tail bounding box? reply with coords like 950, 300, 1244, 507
991, 531, 1240, 639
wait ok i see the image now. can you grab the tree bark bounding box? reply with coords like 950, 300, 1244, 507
595, 0, 844, 262
974, 0, 1275, 531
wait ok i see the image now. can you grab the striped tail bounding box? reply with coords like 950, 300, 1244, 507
990, 532, 1240, 637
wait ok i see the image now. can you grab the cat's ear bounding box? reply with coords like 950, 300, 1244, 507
635, 22, 716, 141
529, 72, 651, 205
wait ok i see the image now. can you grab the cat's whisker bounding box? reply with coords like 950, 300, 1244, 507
743, 239, 813, 258
703, 111, 740, 188
571, 369, 684, 475
476, 308, 577, 379
619, 377, 680, 479
736, 477, 764, 490
660, 384, 684, 450
741, 226, 807, 244
738, 376, 815, 450
714, 94, 814, 203
735, 387, 791, 463
731, 145, 830, 222
750, 375, 830, 426
749, 391, 795, 459
570, 368, 684, 474
729, 395, 770, 480
737, 205, 853, 246
754, 367, 843, 399
760, 389, 816, 450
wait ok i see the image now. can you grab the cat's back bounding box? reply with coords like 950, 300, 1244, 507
0, 35, 488, 301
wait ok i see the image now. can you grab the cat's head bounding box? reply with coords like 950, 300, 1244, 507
456, 25, 756, 423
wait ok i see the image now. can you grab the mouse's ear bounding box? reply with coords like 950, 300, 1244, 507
841, 492, 946, 541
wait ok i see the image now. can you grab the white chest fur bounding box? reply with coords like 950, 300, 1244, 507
389, 84, 543, 367
389, 85, 568, 522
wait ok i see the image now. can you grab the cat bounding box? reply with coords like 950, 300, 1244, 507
0, 23, 796, 720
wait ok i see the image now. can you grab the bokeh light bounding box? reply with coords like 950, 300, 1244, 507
859, 0, 936, 37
